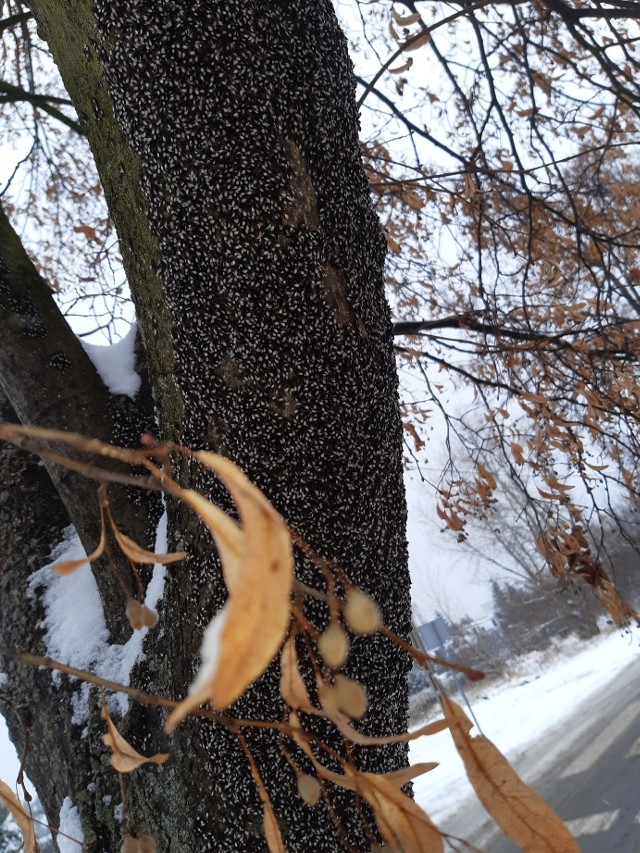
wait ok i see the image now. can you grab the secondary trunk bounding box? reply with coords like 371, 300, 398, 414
8, 1, 412, 849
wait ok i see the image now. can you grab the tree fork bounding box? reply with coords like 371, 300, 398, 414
0, 205, 157, 639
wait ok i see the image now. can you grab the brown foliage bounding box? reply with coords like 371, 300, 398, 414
444, 699, 580, 852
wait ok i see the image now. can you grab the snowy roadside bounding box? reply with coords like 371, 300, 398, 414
2, 624, 637, 845
410, 627, 640, 828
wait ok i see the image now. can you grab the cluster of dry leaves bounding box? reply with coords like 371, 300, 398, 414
0, 424, 581, 852
354, 1, 640, 621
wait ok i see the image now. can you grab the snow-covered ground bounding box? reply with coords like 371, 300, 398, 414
410, 627, 639, 825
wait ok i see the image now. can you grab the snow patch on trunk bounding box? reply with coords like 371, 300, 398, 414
57, 797, 84, 852
189, 606, 227, 696
28, 528, 109, 682
81, 322, 140, 397
28, 512, 169, 721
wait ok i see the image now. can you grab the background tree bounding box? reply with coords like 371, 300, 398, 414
0, 2, 412, 850
438, 438, 604, 639
347, 0, 640, 618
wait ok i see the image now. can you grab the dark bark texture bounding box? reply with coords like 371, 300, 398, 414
5, 1, 413, 850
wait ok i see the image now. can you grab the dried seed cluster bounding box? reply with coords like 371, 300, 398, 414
344, 587, 383, 634
297, 773, 321, 806
318, 621, 350, 670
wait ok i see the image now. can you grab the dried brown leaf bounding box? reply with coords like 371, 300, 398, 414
384, 763, 439, 787
125, 597, 158, 630
389, 57, 413, 74
392, 9, 421, 26
511, 442, 525, 465
444, 700, 579, 852
386, 231, 403, 252
403, 189, 425, 211
318, 766, 443, 852
537, 488, 562, 501
102, 704, 169, 772
280, 636, 315, 713
263, 797, 285, 853
0, 781, 36, 853
164, 486, 244, 592
334, 713, 449, 747
288, 711, 315, 761
477, 462, 497, 490
241, 736, 286, 853
543, 477, 574, 493
73, 223, 100, 244
53, 529, 106, 576
166, 452, 293, 724
404, 31, 431, 51
404, 421, 425, 452
110, 521, 186, 566
358, 771, 443, 851
121, 834, 157, 852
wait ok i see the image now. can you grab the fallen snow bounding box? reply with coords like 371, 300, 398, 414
27, 513, 169, 721
81, 322, 140, 398
410, 628, 640, 823
28, 528, 110, 685
57, 797, 84, 852
189, 605, 227, 696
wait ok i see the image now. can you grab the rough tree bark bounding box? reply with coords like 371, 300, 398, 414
1, 1, 412, 850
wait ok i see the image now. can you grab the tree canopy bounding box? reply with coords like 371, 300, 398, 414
348, 0, 640, 619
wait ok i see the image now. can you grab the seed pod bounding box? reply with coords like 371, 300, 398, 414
297, 773, 321, 805
318, 623, 350, 669
141, 605, 158, 628
343, 588, 382, 634
126, 598, 158, 630
121, 835, 157, 853
126, 597, 145, 630
317, 679, 340, 718
333, 674, 368, 719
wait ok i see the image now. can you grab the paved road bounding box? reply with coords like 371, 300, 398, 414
442, 652, 640, 852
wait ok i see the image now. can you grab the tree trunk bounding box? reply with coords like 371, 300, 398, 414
5, 1, 412, 849
0, 205, 157, 639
